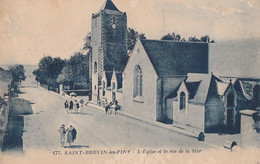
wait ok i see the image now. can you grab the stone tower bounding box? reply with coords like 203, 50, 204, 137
90, 0, 127, 103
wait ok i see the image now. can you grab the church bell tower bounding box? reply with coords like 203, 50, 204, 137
90, 0, 127, 103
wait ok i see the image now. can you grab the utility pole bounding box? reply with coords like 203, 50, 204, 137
163, 5, 165, 36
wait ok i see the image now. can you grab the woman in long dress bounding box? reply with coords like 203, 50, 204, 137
66, 125, 77, 147
79, 99, 84, 113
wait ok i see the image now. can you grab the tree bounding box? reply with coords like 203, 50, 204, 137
161, 32, 182, 41
9, 64, 26, 92
57, 52, 89, 89
161, 32, 215, 43
188, 36, 201, 42
82, 28, 146, 53
9, 65, 26, 83
200, 35, 210, 43
83, 32, 91, 51
127, 28, 146, 51
33, 56, 65, 88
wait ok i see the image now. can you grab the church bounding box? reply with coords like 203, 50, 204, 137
89, 0, 260, 133
89, 0, 127, 104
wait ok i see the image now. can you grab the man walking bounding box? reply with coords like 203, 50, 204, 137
58, 124, 66, 147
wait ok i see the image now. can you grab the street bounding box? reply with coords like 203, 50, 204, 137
17, 75, 213, 153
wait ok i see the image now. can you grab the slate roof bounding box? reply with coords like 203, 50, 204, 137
140, 40, 208, 77
216, 81, 229, 96
185, 73, 212, 104
218, 77, 237, 85
115, 73, 123, 89
105, 72, 113, 87
100, 0, 119, 11
165, 77, 187, 98
166, 73, 235, 104
219, 76, 253, 99
185, 81, 201, 99
104, 71, 123, 90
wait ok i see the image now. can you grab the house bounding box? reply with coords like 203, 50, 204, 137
166, 73, 252, 133
122, 39, 209, 122
0, 67, 12, 147
208, 39, 260, 111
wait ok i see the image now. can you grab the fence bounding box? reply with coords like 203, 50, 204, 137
40, 84, 59, 93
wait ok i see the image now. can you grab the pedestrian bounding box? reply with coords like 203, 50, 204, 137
66, 125, 77, 147
97, 98, 101, 106
76, 102, 80, 113
64, 100, 68, 109
104, 99, 108, 107
58, 124, 66, 147
105, 105, 109, 115
79, 99, 84, 113
69, 100, 73, 114
114, 99, 119, 115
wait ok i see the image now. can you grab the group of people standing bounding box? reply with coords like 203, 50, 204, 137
58, 124, 77, 147
64, 99, 84, 114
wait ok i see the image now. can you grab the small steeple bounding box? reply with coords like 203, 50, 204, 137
100, 0, 119, 11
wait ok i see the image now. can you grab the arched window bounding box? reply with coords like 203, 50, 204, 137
102, 81, 106, 96
94, 61, 97, 74
227, 93, 234, 107
133, 65, 143, 98
179, 92, 186, 110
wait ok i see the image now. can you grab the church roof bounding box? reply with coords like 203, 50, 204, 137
165, 77, 187, 99
216, 81, 229, 96
185, 73, 212, 104
100, 0, 119, 11
185, 81, 201, 99
115, 73, 123, 89
105, 72, 113, 87
166, 73, 233, 104
140, 40, 208, 77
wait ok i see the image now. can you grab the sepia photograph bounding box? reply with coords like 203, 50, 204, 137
0, 0, 259, 163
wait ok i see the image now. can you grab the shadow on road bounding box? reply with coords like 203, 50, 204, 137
1, 98, 33, 152
1, 115, 24, 152
71, 112, 93, 116
10, 98, 34, 115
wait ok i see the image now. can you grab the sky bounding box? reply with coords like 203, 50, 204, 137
0, 0, 259, 65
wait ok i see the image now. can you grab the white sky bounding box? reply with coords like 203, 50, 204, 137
0, 0, 259, 65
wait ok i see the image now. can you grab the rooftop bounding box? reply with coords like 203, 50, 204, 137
140, 39, 208, 77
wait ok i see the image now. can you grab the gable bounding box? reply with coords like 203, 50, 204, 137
178, 82, 188, 94
123, 39, 158, 78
